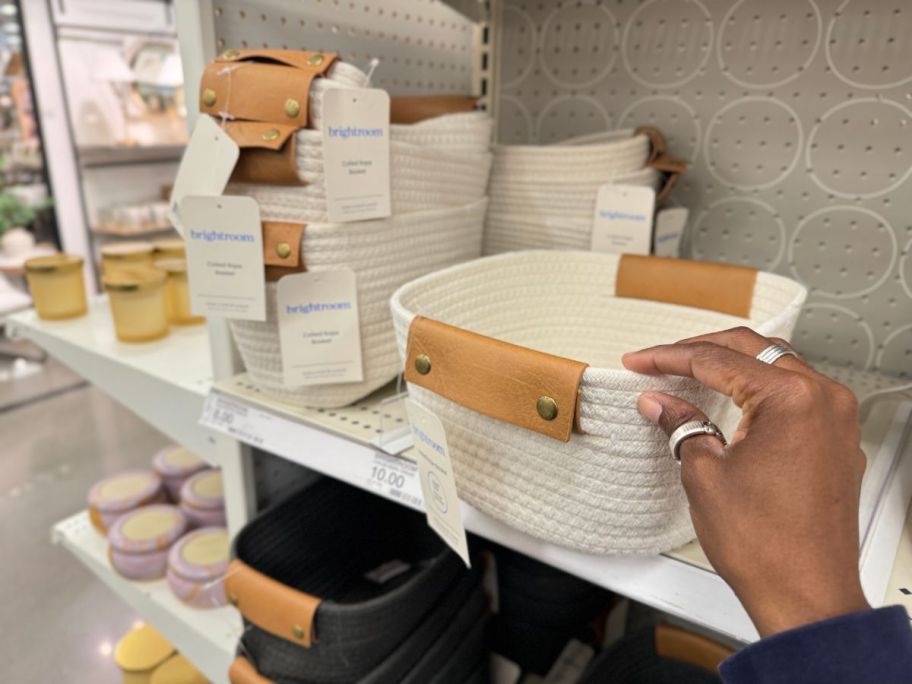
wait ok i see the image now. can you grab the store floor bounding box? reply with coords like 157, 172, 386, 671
0, 365, 170, 682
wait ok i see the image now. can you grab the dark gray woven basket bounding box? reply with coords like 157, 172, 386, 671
234, 478, 464, 682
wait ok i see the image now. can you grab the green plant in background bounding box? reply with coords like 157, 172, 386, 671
0, 192, 37, 237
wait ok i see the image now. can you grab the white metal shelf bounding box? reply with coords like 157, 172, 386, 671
204, 374, 912, 643
77, 145, 185, 168
7, 298, 218, 461
53, 511, 241, 684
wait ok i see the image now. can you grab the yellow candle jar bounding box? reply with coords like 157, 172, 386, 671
102, 241, 155, 277
104, 267, 169, 343
155, 258, 204, 325
24, 253, 88, 320
152, 238, 185, 263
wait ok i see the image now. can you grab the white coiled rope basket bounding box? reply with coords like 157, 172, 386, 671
483, 129, 670, 255
391, 251, 807, 555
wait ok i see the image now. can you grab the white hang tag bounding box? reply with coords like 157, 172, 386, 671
276, 269, 364, 387
404, 399, 471, 568
169, 117, 239, 236
182, 195, 266, 321
490, 654, 522, 684
653, 206, 689, 257
590, 184, 655, 255
321, 88, 391, 223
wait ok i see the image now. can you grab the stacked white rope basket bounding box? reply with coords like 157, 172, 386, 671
224, 59, 494, 408
391, 251, 807, 554
483, 130, 671, 255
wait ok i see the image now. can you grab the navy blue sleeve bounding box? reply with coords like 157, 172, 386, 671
720, 606, 912, 684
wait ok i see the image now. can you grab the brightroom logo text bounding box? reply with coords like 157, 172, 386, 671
188, 229, 256, 243
597, 210, 647, 222
285, 302, 353, 315
328, 126, 384, 139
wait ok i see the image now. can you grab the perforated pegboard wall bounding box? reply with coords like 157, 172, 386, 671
211, 0, 477, 95
493, 0, 912, 378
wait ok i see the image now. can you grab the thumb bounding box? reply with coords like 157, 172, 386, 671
637, 391, 727, 463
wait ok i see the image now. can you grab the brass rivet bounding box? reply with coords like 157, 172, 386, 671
276, 242, 291, 259
414, 354, 432, 375
221, 49, 239, 59
262, 128, 281, 141
307, 53, 325, 66
284, 98, 301, 118
536, 396, 558, 421
292, 625, 305, 640
202, 88, 217, 107
228, 592, 238, 606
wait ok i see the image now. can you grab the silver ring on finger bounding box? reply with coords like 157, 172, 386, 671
756, 343, 798, 366
668, 420, 727, 464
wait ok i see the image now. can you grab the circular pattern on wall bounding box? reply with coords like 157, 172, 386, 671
500, 6, 537, 89
807, 99, 912, 199
536, 95, 610, 143
540, 1, 618, 88
704, 96, 802, 189
793, 303, 875, 369
789, 207, 897, 298
877, 324, 912, 378
496, 95, 534, 145
691, 197, 785, 269
826, 0, 912, 90
622, 0, 713, 88
717, 0, 821, 88
900, 238, 912, 300
618, 96, 701, 162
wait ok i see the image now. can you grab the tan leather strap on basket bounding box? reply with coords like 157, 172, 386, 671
224, 122, 300, 186
616, 254, 757, 318
404, 317, 588, 442
262, 221, 306, 282
635, 126, 687, 203
655, 623, 734, 672
390, 95, 479, 124
224, 560, 321, 647
229, 656, 275, 684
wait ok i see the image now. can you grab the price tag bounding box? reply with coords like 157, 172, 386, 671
653, 206, 688, 257
183, 195, 266, 321
199, 394, 265, 447
277, 269, 364, 386
404, 399, 471, 567
169, 116, 239, 236
366, 451, 422, 510
322, 88, 391, 223
590, 184, 655, 255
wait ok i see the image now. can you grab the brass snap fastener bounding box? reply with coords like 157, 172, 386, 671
276, 242, 291, 259
228, 592, 238, 606
292, 625, 305, 640
202, 88, 217, 107
221, 49, 239, 59
284, 98, 301, 118
262, 128, 281, 141
536, 396, 558, 421
414, 354, 432, 375
307, 53, 325, 66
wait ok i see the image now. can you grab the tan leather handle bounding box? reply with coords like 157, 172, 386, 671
390, 95, 479, 124
655, 623, 734, 672
616, 255, 758, 318
215, 48, 338, 74
222, 122, 302, 186
262, 221, 307, 282
404, 317, 588, 442
224, 560, 321, 647
635, 126, 688, 203
229, 656, 275, 684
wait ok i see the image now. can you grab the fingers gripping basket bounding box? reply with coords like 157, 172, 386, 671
483, 127, 685, 255
391, 252, 807, 555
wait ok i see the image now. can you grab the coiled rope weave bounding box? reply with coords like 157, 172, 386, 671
391, 251, 807, 555
483, 129, 662, 255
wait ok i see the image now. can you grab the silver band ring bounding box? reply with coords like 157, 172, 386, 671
756, 343, 798, 366
668, 420, 727, 464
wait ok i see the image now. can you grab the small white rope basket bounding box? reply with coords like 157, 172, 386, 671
391, 251, 807, 555
230, 198, 489, 408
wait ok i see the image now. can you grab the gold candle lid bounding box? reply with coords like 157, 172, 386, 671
102, 241, 155, 261
153, 258, 187, 274
103, 266, 167, 292
24, 253, 84, 274
152, 238, 186, 255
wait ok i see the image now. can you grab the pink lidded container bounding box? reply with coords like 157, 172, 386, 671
88, 470, 166, 534
108, 504, 188, 581
179, 469, 226, 529
153, 446, 208, 502
166, 527, 230, 608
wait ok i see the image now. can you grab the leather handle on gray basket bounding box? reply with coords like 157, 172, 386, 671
229, 656, 275, 684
